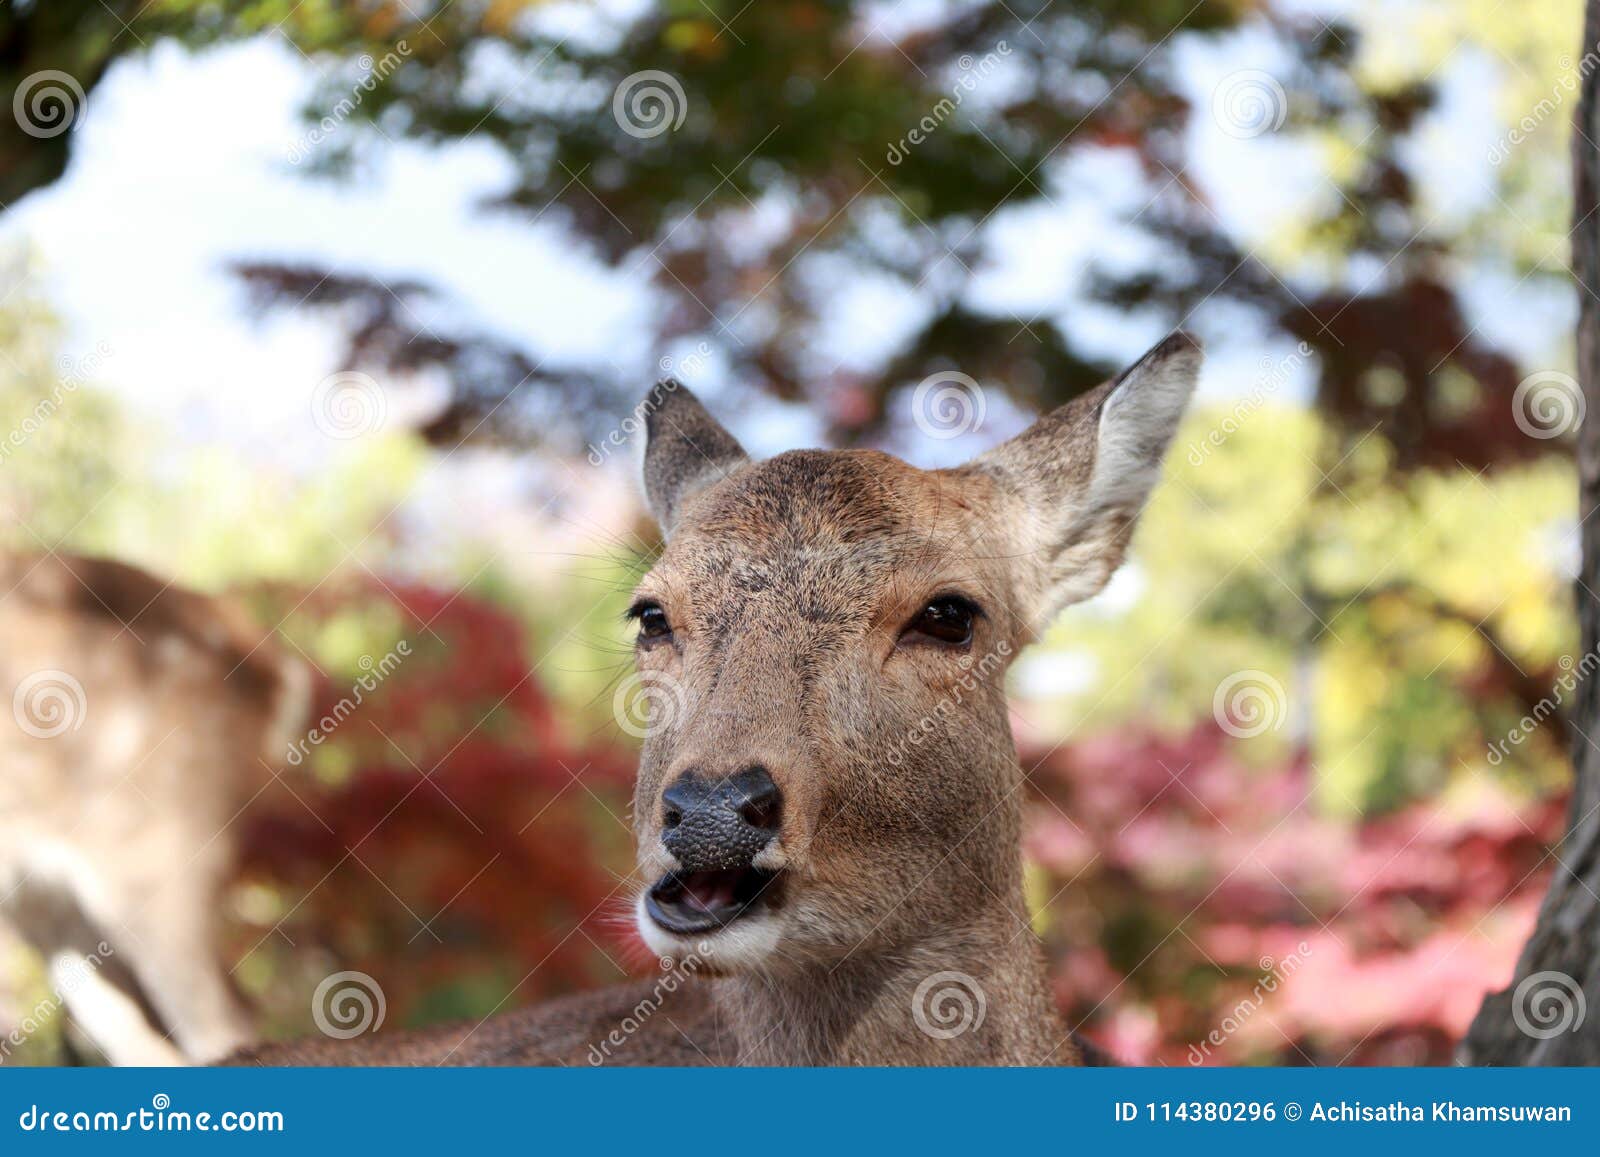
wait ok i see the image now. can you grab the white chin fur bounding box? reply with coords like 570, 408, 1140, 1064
634, 892, 781, 971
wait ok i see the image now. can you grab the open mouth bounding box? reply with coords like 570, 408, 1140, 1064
645, 867, 782, 935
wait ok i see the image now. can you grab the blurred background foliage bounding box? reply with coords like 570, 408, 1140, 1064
0, 0, 1587, 1064
2, 0, 1581, 459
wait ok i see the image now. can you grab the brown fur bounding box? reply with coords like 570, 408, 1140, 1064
233, 333, 1202, 1067
1, 553, 308, 1064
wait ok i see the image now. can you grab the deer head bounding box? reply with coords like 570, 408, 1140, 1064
629, 334, 1201, 989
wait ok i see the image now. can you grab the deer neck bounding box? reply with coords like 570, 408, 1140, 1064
711, 892, 1065, 1066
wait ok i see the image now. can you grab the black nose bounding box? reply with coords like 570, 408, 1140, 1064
649, 766, 783, 935
659, 765, 781, 872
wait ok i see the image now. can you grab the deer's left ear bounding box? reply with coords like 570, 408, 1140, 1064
640, 382, 749, 536
964, 332, 1201, 633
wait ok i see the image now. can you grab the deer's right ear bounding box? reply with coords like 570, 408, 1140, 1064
966, 332, 1202, 633
641, 382, 749, 535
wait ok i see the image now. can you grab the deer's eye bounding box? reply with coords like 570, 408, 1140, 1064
901, 595, 978, 648
630, 602, 673, 646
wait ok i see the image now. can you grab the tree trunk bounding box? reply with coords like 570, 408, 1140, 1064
1459, 0, 1600, 1064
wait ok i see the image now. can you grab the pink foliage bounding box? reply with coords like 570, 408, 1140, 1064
1024, 726, 1563, 1065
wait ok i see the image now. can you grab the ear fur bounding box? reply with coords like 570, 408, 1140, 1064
966, 332, 1202, 631
640, 382, 749, 535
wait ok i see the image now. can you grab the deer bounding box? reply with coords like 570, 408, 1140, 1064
0, 552, 309, 1065
233, 332, 1201, 1066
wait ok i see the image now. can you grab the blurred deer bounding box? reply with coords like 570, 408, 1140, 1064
0, 553, 309, 1065
237, 334, 1200, 1066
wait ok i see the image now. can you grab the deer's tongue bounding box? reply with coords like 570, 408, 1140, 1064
680, 869, 742, 913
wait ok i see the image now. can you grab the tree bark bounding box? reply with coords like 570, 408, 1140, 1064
1459, 0, 1600, 1064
